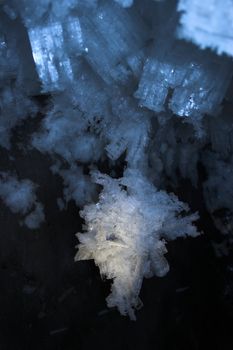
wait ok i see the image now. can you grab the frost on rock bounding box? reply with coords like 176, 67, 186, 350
177, 0, 233, 57
0, 172, 45, 229
76, 170, 199, 320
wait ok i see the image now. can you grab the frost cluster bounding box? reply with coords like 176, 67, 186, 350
0, 0, 233, 318
178, 0, 233, 57
0, 172, 45, 229
76, 170, 199, 319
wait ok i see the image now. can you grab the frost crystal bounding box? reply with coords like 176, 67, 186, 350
0, 173, 45, 229
177, 0, 233, 57
0, 0, 233, 320
76, 170, 199, 320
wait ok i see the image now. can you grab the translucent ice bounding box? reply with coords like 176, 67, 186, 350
28, 19, 83, 91
135, 31, 232, 129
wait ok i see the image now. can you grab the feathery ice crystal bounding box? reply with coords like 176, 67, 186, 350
76, 170, 199, 319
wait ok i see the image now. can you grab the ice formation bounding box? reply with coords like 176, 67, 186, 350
76, 170, 199, 320
0, 0, 233, 319
135, 3, 233, 131
177, 0, 233, 57
0, 172, 45, 229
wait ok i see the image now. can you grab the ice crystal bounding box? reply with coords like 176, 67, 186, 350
0, 0, 233, 319
178, 0, 233, 57
76, 170, 199, 319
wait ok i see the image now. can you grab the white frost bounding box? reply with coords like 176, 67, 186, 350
76, 170, 199, 319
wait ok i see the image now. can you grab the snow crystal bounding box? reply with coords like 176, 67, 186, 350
76, 170, 199, 319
